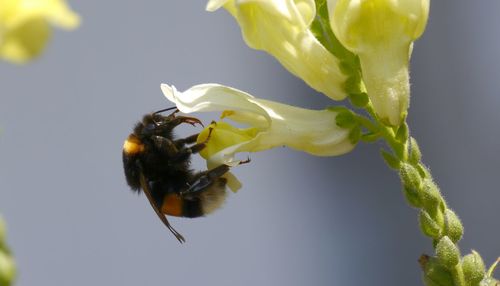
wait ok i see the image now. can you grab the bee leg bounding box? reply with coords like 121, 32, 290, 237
151, 135, 179, 157
174, 133, 199, 147
181, 165, 230, 195
169, 116, 204, 128
171, 127, 214, 161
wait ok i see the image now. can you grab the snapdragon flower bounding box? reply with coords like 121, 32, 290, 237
0, 0, 80, 63
206, 0, 347, 101
328, 0, 429, 126
161, 83, 355, 169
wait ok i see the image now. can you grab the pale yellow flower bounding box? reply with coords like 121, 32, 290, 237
328, 0, 429, 126
0, 0, 80, 63
206, 0, 347, 101
161, 83, 355, 170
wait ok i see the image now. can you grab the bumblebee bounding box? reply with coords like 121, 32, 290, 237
122, 107, 236, 243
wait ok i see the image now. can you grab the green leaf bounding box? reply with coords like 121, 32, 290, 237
381, 149, 400, 169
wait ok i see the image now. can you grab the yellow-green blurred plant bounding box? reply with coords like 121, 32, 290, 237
0, 216, 15, 286
0, 0, 80, 64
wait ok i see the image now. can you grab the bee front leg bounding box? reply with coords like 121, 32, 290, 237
169, 116, 203, 128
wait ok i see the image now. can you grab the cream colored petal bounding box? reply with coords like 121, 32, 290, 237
206, 0, 230, 12
161, 83, 270, 122
209, 0, 347, 100
162, 83, 355, 167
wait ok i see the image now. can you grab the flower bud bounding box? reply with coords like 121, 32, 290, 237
436, 236, 460, 269
421, 179, 443, 215
419, 210, 441, 239
409, 137, 422, 164
328, 0, 429, 125
462, 251, 486, 286
400, 162, 422, 191
420, 255, 454, 286
443, 209, 463, 243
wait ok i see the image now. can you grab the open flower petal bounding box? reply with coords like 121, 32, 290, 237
206, 0, 347, 101
161, 83, 355, 167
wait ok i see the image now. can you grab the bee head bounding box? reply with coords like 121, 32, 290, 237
134, 112, 176, 137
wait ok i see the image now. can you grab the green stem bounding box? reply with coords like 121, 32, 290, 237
353, 101, 472, 285
451, 264, 466, 286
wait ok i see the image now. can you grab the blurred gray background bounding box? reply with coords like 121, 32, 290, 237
0, 1, 498, 285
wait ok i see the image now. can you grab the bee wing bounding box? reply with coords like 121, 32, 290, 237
139, 173, 186, 243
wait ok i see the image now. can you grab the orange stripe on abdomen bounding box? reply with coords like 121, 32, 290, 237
160, 194, 183, 217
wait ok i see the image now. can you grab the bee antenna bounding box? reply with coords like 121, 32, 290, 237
151, 107, 180, 126
153, 107, 178, 115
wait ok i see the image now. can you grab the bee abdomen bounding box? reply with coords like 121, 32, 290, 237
160, 178, 227, 218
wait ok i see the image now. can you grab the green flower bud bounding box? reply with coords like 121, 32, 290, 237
462, 250, 486, 286
381, 149, 400, 169
419, 210, 441, 239
400, 162, 422, 191
443, 209, 463, 243
409, 137, 422, 164
0, 251, 15, 286
395, 123, 409, 143
403, 186, 422, 208
420, 255, 454, 286
349, 92, 369, 108
421, 179, 443, 215
436, 236, 461, 269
